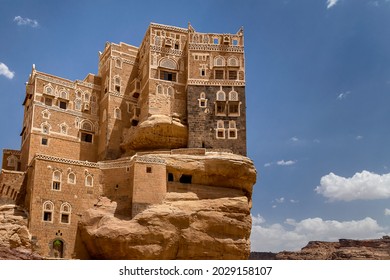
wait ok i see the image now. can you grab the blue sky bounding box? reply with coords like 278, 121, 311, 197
1, 0, 390, 252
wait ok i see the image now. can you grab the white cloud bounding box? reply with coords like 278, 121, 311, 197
290, 137, 299, 142
356, 135, 363, 140
275, 197, 285, 203
0, 63, 15, 79
290, 199, 299, 203
251, 215, 385, 252
264, 162, 272, 167
277, 160, 296, 166
337, 91, 350, 100
14, 16, 39, 28
385, 209, 390, 216
316, 170, 390, 201
327, 0, 339, 9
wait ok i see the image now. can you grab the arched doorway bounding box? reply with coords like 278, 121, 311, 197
52, 239, 64, 258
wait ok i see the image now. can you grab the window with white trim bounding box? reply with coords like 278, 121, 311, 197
214, 56, 225, 67
228, 121, 237, 139
114, 107, 122, 120
85, 175, 93, 187
216, 120, 225, 139
52, 170, 61, 191
68, 172, 76, 184
43, 201, 54, 222
198, 92, 207, 108
60, 202, 71, 224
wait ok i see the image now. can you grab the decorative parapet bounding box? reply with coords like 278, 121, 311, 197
3, 149, 22, 155
34, 154, 99, 168
189, 44, 244, 53
135, 156, 166, 165
187, 79, 245, 87
36, 73, 101, 90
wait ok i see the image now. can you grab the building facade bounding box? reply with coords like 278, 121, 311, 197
0, 23, 247, 258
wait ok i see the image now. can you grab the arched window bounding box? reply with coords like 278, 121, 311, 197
216, 120, 225, 139
156, 84, 163, 95
59, 90, 68, 100
229, 91, 238, 101
76, 90, 82, 99
60, 202, 71, 224
52, 170, 61, 191
42, 123, 50, 134
216, 91, 226, 101
115, 58, 122, 68
74, 99, 82, 111
60, 123, 68, 135
228, 121, 237, 139
81, 121, 93, 132
68, 172, 76, 184
114, 76, 121, 92
84, 92, 90, 102
198, 92, 207, 108
44, 84, 54, 96
227, 57, 239, 67
43, 201, 54, 222
85, 175, 93, 187
166, 86, 174, 96
159, 58, 177, 70
114, 107, 121, 120
7, 155, 17, 167
214, 56, 225, 67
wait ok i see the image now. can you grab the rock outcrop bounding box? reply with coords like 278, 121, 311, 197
79, 152, 256, 259
121, 115, 188, 152
275, 238, 390, 260
0, 204, 31, 249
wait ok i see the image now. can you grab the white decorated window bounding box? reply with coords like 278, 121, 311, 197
85, 175, 93, 187
114, 107, 122, 120
68, 172, 76, 184
43, 201, 54, 222
60, 202, 71, 224
216, 120, 225, 139
52, 170, 62, 191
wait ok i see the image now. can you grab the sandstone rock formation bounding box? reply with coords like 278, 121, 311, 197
275, 238, 390, 260
0, 204, 31, 249
79, 152, 256, 259
122, 115, 188, 152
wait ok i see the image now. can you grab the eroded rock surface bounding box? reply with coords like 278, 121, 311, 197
0, 204, 31, 249
122, 115, 188, 152
276, 238, 390, 260
80, 195, 251, 259
79, 152, 256, 259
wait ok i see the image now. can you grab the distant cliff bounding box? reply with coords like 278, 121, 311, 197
251, 237, 390, 260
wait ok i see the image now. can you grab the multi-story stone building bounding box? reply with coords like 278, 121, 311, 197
0, 23, 247, 259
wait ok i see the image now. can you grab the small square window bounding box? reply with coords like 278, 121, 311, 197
43, 212, 52, 222
217, 130, 225, 139
45, 98, 52, 106
59, 101, 67, 109
213, 38, 219, 45
81, 132, 93, 143
52, 181, 61, 190
61, 214, 70, 224
229, 130, 237, 139
41, 138, 48, 145
215, 70, 224, 80
146, 166, 152, 173
115, 85, 121, 92
228, 71, 237, 80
